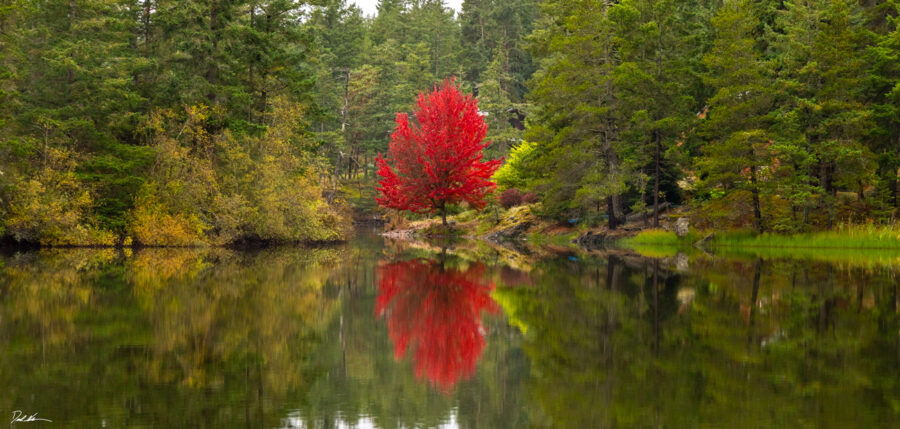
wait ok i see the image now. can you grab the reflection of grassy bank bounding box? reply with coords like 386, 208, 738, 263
622, 224, 900, 249
525, 231, 579, 248
631, 243, 900, 267
710, 246, 900, 267
623, 225, 900, 268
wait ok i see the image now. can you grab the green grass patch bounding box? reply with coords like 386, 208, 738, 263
620, 229, 702, 246
452, 209, 479, 223
621, 223, 900, 250
712, 224, 900, 249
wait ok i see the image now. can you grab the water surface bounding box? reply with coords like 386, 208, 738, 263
1, 233, 899, 427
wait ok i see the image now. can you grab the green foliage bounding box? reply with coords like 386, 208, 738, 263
460, 0, 539, 100
493, 140, 538, 190
2, 0, 898, 244
864, 0, 900, 209
525, 0, 714, 225
0, 0, 347, 246
519, 0, 897, 231
478, 47, 526, 159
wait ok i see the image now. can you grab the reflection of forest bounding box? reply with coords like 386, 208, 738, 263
0, 247, 344, 427
1, 240, 898, 428
496, 255, 900, 428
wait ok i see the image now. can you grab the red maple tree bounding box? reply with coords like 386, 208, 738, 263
375, 258, 500, 392
375, 80, 502, 226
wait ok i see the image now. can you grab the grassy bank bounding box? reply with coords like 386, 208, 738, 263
622, 223, 900, 250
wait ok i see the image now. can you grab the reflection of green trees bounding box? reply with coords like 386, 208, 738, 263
0, 247, 343, 427
129, 249, 341, 392
0, 249, 116, 350
499, 255, 900, 428
680, 258, 900, 427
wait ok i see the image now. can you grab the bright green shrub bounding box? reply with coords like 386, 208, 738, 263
493, 140, 537, 190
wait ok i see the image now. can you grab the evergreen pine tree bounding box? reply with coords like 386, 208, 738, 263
700, 0, 776, 232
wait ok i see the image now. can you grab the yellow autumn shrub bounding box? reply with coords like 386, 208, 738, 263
129, 184, 207, 246
4, 146, 115, 246
128, 101, 350, 246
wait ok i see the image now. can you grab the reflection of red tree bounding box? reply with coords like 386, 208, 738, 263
375, 259, 500, 392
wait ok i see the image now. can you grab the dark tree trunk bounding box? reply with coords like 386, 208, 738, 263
340, 68, 350, 132
333, 152, 341, 184
607, 197, 618, 230
654, 132, 661, 228
894, 175, 900, 209
820, 161, 836, 229
750, 165, 763, 233
207, 0, 219, 104
653, 16, 663, 229
143, 0, 152, 50
248, 3, 255, 122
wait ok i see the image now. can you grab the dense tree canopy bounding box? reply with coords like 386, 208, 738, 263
510, 0, 897, 230
1, 0, 897, 245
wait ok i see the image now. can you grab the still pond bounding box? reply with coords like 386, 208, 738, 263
1, 231, 899, 427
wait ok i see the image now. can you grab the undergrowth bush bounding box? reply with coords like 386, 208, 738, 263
500, 188, 523, 208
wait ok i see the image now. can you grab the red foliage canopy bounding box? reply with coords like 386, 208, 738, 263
375, 258, 500, 392
375, 80, 501, 217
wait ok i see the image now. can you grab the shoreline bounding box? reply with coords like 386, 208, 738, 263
0, 238, 350, 252
4, 216, 897, 253
380, 206, 900, 252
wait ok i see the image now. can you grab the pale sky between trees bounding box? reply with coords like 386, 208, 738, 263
351, 0, 463, 16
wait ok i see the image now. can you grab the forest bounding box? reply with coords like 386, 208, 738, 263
0, 0, 898, 247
